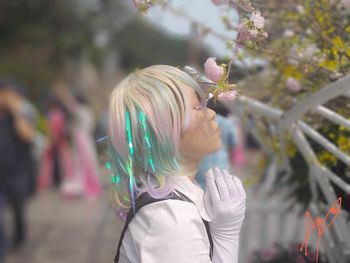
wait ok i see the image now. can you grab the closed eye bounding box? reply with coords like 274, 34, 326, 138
193, 96, 208, 110
194, 100, 208, 110
194, 105, 203, 110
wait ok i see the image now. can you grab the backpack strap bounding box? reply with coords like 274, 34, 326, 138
114, 191, 213, 262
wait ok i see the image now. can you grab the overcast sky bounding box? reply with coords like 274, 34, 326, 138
143, 0, 239, 58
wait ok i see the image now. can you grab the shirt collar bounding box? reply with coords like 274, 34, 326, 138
172, 175, 211, 221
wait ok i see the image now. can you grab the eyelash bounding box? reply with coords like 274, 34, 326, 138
194, 102, 207, 110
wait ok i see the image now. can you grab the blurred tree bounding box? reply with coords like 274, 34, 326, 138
113, 17, 209, 70
111, 17, 252, 79
0, 0, 249, 103
0, 0, 101, 100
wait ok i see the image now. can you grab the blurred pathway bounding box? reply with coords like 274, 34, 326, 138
5, 190, 123, 263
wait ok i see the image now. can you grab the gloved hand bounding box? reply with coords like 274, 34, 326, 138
204, 167, 246, 263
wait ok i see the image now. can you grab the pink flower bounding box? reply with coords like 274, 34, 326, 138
250, 29, 259, 37
254, 31, 268, 42
342, 0, 350, 8
236, 23, 251, 43
211, 0, 229, 6
260, 31, 268, 39
218, 90, 237, 101
132, 0, 146, 8
236, 18, 268, 44
204, 57, 225, 83
250, 12, 265, 29
286, 77, 301, 92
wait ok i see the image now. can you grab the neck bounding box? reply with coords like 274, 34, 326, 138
178, 157, 200, 182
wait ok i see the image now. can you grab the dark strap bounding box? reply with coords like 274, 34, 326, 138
202, 219, 214, 259
114, 191, 213, 262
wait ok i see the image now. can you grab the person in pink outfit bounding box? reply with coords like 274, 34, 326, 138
54, 83, 102, 199
41, 82, 102, 199
38, 101, 74, 191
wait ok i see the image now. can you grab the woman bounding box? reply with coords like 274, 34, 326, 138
107, 65, 246, 263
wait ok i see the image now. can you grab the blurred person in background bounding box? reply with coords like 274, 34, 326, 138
0, 80, 35, 255
228, 115, 246, 168
196, 98, 238, 189
52, 82, 102, 199
38, 95, 74, 191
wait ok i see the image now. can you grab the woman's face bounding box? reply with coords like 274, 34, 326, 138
178, 84, 222, 161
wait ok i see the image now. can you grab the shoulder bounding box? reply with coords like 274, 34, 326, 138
122, 199, 211, 262
126, 198, 208, 243
131, 198, 200, 232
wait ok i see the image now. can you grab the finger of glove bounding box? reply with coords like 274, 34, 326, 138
222, 169, 239, 199
233, 176, 246, 199
213, 167, 230, 200
205, 169, 220, 201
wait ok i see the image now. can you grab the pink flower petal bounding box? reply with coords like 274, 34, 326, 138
286, 77, 301, 92
236, 23, 250, 43
250, 12, 265, 29
218, 90, 237, 101
204, 57, 225, 84
132, 0, 146, 8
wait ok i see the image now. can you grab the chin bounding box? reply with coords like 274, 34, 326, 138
211, 141, 222, 154
216, 139, 222, 150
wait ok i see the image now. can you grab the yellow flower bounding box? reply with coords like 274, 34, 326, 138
317, 151, 338, 166
332, 36, 345, 51
287, 145, 297, 157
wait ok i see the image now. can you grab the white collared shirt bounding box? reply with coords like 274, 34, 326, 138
118, 176, 212, 263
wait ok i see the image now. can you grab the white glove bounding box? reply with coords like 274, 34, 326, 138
204, 167, 246, 263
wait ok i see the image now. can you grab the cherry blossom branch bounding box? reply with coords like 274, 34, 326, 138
228, 0, 255, 13
161, 2, 333, 77
249, 46, 337, 75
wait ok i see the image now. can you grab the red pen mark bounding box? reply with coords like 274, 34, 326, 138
300, 197, 342, 262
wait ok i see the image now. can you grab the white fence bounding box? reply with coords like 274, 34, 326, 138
229, 75, 350, 263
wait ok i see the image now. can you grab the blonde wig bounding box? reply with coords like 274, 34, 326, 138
107, 65, 206, 210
